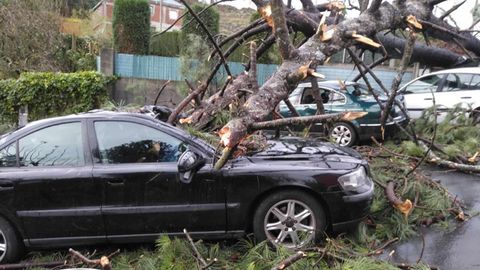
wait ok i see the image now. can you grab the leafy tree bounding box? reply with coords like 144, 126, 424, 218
112, 0, 150, 54
0, 0, 64, 78
179, 34, 213, 96
181, 3, 219, 46
179, 3, 220, 98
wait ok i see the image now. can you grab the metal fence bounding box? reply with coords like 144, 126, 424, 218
98, 53, 413, 89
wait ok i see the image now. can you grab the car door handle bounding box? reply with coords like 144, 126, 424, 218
424, 98, 433, 100
0, 181, 14, 191
461, 96, 472, 99
107, 179, 125, 186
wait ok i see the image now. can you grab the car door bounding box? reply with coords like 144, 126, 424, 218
400, 74, 445, 119
324, 89, 347, 113
90, 119, 225, 243
437, 73, 479, 115
11, 121, 105, 246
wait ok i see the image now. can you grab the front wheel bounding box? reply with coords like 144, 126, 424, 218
329, 122, 357, 147
0, 217, 24, 263
253, 190, 326, 249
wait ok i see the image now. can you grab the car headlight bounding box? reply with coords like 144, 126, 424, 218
338, 167, 371, 193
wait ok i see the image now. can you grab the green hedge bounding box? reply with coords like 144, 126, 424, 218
113, 0, 151, 54
0, 72, 114, 124
150, 31, 181, 57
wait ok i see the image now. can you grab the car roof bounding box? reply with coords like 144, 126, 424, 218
425, 67, 480, 76
5, 111, 184, 141
18, 110, 155, 129
1, 110, 216, 157
297, 80, 358, 89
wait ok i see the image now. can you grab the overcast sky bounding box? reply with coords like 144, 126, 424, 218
217, 0, 478, 29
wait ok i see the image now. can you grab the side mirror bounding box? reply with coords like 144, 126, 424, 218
177, 150, 205, 183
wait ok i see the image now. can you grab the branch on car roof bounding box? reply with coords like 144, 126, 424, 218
181, 44, 260, 130
209, 0, 462, 160
250, 112, 367, 130
167, 80, 204, 124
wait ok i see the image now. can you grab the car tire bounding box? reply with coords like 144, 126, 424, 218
0, 216, 24, 263
472, 108, 480, 124
329, 122, 357, 147
253, 190, 326, 249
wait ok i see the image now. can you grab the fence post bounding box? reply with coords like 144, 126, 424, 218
100, 48, 116, 100
18, 105, 28, 127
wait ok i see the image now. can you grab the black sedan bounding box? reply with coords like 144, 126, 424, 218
0, 112, 373, 263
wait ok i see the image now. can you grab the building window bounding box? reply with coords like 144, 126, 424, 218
169, 10, 178, 20
150, 5, 155, 16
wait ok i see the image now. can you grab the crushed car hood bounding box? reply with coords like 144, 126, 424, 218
246, 137, 365, 170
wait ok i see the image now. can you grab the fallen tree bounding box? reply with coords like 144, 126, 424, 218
167, 0, 480, 169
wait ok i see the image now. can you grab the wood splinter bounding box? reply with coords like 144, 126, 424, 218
406, 15, 423, 30
386, 181, 413, 217
350, 31, 381, 48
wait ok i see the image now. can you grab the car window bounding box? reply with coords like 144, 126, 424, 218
443, 74, 480, 91
95, 121, 185, 164
18, 122, 84, 167
328, 91, 346, 104
301, 88, 331, 104
403, 75, 443, 94
471, 75, 480, 88
0, 143, 17, 167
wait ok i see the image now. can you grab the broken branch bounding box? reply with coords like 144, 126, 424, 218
179, 0, 232, 78
250, 112, 367, 130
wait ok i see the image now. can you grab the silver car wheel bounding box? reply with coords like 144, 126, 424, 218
331, 124, 352, 146
263, 199, 316, 249
0, 229, 6, 262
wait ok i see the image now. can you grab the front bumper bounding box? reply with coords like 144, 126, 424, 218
321, 179, 374, 232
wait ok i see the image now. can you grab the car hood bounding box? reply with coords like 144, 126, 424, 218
247, 137, 365, 170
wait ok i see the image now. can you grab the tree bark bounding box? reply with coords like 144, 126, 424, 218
215, 0, 477, 151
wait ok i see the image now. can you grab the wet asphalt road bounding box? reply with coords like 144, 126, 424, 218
388, 167, 480, 270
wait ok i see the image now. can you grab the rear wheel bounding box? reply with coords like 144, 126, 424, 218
329, 122, 357, 147
253, 190, 326, 249
0, 217, 24, 263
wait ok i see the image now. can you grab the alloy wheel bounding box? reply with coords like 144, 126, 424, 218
331, 125, 352, 146
263, 199, 316, 249
0, 229, 6, 262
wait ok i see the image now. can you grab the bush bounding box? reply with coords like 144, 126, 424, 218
113, 0, 150, 54
150, 31, 181, 57
181, 3, 219, 47
0, 72, 114, 124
